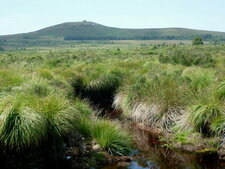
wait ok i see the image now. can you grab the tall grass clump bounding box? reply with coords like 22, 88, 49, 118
92, 119, 131, 156
70, 75, 86, 97
0, 95, 46, 151
86, 71, 124, 105
147, 74, 187, 130
73, 100, 94, 137
210, 116, 225, 136
0, 79, 77, 151
72, 100, 132, 155
38, 95, 76, 137
116, 73, 187, 131
37, 68, 54, 80
73, 115, 132, 156
208, 81, 225, 136
187, 92, 224, 135
215, 81, 225, 100
73, 114, 93, 137
150, 74, 185, 112
74, 99, 93, 116
0, 69, 24, 92
18, 78, 52, 97
71, 71, 124, 106
182, 67, 214, 92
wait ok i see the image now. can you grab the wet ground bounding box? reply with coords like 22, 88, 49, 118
102, 125, 225, 169
0, 124, 224, 169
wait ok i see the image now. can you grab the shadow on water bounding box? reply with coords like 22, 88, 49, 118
0, 143, 71, 169
103, 125, 225, 169
0, 123, 225, 169
1, 94, 225, 169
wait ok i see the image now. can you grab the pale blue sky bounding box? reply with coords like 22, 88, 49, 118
1, 0, 225, 35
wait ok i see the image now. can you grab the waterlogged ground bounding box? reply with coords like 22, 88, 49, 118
103, 125, 225, 169
0, 125, 224, 169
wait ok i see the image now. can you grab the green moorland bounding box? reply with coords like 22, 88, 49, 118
1, 21, 225, 49
0, 41, 225, 157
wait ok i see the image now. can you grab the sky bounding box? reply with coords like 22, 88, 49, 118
1, 0, 225, 35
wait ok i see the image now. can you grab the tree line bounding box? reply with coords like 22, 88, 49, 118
64, 34, 214, 41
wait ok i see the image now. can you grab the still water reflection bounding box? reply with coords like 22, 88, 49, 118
0, 125, 224, 169
103, 125, 225, 169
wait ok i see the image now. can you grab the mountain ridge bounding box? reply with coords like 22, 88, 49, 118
1, 21, 225, 47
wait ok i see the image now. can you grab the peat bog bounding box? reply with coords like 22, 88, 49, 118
1, 41, 225, 168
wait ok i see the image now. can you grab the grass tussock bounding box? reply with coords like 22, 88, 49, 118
115, 72, 187, 131
92, 119, 131, 156
0, 78, 76, 150
74, 114, 131, 155
0, 69, 24, 92
39, 95, 76, 136
0, 95, 46, 151
182, 67, 214, 92
71, 71, 124, 107
210, 116, 225, 136
188, 100, 223, 135
215, 81, 225, 100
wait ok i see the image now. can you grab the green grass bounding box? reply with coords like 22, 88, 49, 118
159, 47, 215, 67
210, 116, 225, 136
70, 70, 124, 107
182, 67, 214, 92
188, 100, 223, 135
0, 69, 24, 92
0, 79, 77, 150
215, 81, 225, 100
73, 114, 131, 155
92, 119, 131, 156
0, 41, 225, 155
0, 94, 46, 151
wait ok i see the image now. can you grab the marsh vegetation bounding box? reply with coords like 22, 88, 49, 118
0, 41, 225, 168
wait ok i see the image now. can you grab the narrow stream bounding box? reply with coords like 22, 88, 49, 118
0, 123, 224, 169
102, 124, 225, 169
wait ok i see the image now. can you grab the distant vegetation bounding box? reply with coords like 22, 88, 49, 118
159, 47, 214, 67
192, 37, 204, 46
1, 21, 225, 48
0, 47, 4, 51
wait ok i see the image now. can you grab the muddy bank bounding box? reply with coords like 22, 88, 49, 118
116, 122, 224, 169
87, 121, 224, 169
65, 133, 132, 169
130, 122, 223, 154
1, 121, 224, 169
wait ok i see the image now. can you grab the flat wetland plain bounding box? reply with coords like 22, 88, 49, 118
0, 40, 225, 168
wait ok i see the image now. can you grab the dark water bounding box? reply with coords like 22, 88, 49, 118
0, 126, 225, 169
103, 126, 225, 169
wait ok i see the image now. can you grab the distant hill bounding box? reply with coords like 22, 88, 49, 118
1, 21, 225, 47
